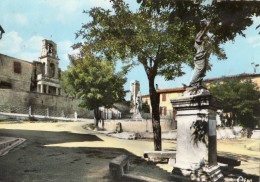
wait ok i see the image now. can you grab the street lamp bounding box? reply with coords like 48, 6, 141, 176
0, 25, 5, 40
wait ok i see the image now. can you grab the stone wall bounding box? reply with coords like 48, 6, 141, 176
0, 89, 91, 118
0, 54, 33, 92
103, 119, 175, 133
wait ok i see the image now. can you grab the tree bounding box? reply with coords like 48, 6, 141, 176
61, 52, 126, 127
142, 101, 151, 113
74, 0, 198, 150
133, 0, 260, 146
137, 1, 260, 50
208, 78, 260, 128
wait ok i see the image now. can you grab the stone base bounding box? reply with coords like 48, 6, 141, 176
172, 165, 223, 182
251, 130, 260, 139
132, 112, 142, 120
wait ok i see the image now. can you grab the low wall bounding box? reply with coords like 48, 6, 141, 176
103, 119, 176, 133
0, 89, 91, 118
0, 112, 92, 122
251, 130, 260, 139
216, 126, 242, 139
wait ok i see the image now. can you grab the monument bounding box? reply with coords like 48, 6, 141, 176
171, 90, 223, 181
170, 9, 223, 181
130, 80, 143, 119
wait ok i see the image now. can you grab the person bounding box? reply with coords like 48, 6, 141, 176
189, 19, 214, 88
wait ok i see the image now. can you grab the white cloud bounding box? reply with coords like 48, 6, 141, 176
0, 31, 43, 61
57, 40, 80, 70
4, 14, 28, 26
0, 31, 23, 54
246, 36, 260, 48
27, 36, 44, 51
252, 16, 260, 26
0, 30, 78, 69
40, 0, 112, 23
14, 14, 29, 25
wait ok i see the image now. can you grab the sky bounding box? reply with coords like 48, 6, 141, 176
0, 0, 260, 99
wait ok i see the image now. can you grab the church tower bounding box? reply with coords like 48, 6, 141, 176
37, 40, 61, 95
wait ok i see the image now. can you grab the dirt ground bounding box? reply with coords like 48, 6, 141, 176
0, 121, 259, 181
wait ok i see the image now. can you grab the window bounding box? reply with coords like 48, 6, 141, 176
162, 94, 166, 102
164, 107, 167, 116
47, 43, 53, 54
14, 62, 21, 74
50, 63, 55, 77
160, 107, 167, 116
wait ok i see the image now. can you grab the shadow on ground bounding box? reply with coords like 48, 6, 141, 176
0, 129, 171, 182
218, 151, 260, 181
0, 128, 103, 144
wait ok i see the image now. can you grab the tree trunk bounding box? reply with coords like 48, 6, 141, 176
93, 107, 100, 127
148, 76, 162, 151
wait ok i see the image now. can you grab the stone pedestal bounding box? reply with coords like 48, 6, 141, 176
170, 89, 223, 182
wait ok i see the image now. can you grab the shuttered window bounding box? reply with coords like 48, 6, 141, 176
162, 94, 166, 101
14, 62, 21, 74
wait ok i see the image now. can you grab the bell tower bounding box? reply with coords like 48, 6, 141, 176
37, 39, 61, 95
39, 40, 59, 79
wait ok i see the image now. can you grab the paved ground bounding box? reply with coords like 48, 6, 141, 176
0, 121, 173, 182
0, 121, 260, 182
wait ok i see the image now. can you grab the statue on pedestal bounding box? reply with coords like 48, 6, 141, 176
184, 19, 214, 94
135, 91, 142, 114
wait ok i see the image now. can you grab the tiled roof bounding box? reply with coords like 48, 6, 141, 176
204, 73, 260, 82
141, 73, 260, 97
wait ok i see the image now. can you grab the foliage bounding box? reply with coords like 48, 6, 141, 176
61, 52, 126, 126
74, 0, 197, 150
141, 101, 151, 113
137, 0, 260, 43
190, 118, 208, 147
135, 0, 260, 148
73, 0, 260, 149
208, 78, 260, 128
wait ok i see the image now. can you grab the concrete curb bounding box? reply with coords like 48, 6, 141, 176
0, 137, 26, 157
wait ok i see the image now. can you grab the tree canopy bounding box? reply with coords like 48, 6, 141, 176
137, 0, 260, 41
74, 0, 199, 150
208, 78, 260, 128
61, 52, 126, 126
72, 0, 260, 149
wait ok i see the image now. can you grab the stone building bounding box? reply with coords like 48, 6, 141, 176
0, 39, 88, 118
36, 39, 61, 95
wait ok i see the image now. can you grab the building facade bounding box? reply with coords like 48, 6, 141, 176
141, 73, 260, 119
0, 39, 88, 118
141, 87, 185, 119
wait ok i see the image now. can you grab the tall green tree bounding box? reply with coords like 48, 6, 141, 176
134, 0, 260, 147
208, 78, 260, 128
61, 52, 126, 127
74, 0, 199, 150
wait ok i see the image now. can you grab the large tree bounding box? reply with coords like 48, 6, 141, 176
134, 0, 260, 147
208, 78, 260, 128
74, 0, 260, 150
61, 52, 126, 127
74, 0, 199, 150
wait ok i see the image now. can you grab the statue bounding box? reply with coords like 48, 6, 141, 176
188, 19, 214, 88
135, 91, 142, 113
